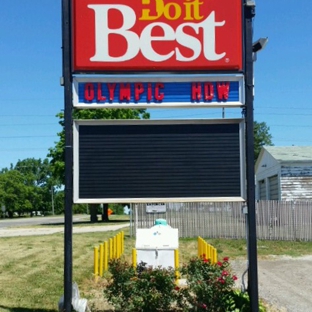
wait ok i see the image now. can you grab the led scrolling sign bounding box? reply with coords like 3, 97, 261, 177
73, 75, 244, 108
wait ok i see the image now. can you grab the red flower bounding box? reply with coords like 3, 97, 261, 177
218, 277, 225, 284
223, 257, 229, 262
202, 303, 207, 309
217, 261, 223, 266
222, 270, 229, 276
203, 258, 208, 263
232, 275, 238, 281
174, 286, 180, 291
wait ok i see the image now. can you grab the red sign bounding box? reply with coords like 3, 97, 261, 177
73, 0, 243, 72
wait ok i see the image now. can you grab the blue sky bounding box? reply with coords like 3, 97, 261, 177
0, 0, 311, 170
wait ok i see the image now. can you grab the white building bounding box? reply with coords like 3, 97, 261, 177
255, 146, 312, 200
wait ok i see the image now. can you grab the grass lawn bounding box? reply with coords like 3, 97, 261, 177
1, 221, 312, 311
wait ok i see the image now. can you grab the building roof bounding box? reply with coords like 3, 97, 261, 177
263, 146, 312, 162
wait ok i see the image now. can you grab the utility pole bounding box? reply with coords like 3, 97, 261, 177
51, 186, 54, 215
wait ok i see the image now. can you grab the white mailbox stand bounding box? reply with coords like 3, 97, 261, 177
135, 224, 178, 269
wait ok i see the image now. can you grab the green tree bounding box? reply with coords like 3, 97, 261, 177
14, 158, 57, 215
14, 158, 52, 187
48, 108, 150, 221
254, 121, 273, 162
111, 203, 125, 215
0, 158, 61, 217
0, 170, 32, 217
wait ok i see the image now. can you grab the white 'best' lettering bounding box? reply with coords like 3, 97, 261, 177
88, 4, 226, 63
88, 5, 140, 62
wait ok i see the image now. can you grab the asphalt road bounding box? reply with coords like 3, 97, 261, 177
0, 215, 88, 229
0, 215, 129, 237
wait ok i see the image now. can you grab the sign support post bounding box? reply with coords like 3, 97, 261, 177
244, 1, 259, 311
62, 0, 73, 311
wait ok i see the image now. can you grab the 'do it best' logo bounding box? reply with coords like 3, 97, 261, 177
88, 0, 226, 63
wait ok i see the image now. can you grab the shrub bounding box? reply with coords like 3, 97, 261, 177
104, 256, 266, 312
105, 260, 180, 312
231, 290, 266, 312
178, 255, 237, 311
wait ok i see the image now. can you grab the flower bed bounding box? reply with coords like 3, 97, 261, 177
105, 255, 266, 311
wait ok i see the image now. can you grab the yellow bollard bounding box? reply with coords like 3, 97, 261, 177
109, 238, 113, 260
212, 247, 217, 264
204, 242, 208, 260
104, 241, 108, 272
197, 237, 201, 257
121, 231, 124, 255
200, 237, 204, 258
113, 235, 117, 259
116, 233, 120, 258
202, 239, 205, 258
116, 234, 119, 258
117, 232, 121, 258
94, 247, 99, 277
99, 243, 104, 277
214, 247, 218, 263
119, 232, 121, 256
132, 248, 137, 268
115, 234, 118, 259
112, 236, 114, 259
174, 249, 180, 282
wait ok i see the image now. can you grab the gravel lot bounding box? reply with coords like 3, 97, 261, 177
232, 255, 312, 312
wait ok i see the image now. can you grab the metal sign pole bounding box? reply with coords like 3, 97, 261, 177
61, 0, 73, 311
244, 1, 259, 311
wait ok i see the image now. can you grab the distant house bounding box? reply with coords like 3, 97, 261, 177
255, 146, 312, 200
